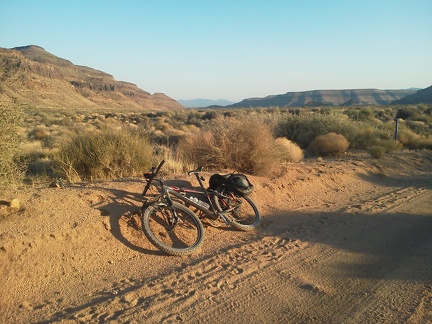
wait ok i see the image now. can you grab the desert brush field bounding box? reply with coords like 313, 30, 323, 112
1, 105, 432, 323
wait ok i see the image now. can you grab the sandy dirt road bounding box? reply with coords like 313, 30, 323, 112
1, 151, 431, 323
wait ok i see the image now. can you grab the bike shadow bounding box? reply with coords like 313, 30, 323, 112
88, 181, 162, 256
89, 179, 220, 255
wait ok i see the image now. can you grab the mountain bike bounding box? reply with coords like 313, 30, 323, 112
141, 160, 261, 256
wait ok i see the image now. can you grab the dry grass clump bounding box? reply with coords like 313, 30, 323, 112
0, 105, 25, 189
177, 118, 284, 175
307, 132, 350, 156
28, 125, 50, 140
151, 145, 196, 175
368, 140, 402, 159
53, 127, 152, 182
369, 145, 387, 159
177, 131, 218, 167
20, 141, 48, 175
274, 138, 304, 162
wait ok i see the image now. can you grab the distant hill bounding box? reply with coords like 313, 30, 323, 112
391, 85, 432, 104
226, 89, 418, 108
0, 45, 184, 111
177, 98, 234, 108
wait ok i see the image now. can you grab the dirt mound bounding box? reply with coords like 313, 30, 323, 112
1, 151, 431, 323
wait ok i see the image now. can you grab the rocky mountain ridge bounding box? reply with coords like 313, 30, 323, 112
226, 88, 419, 108
0, 45, 184, 111
391, 85, 432, 104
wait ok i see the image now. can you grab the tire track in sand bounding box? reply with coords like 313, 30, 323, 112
47, 235, 335, 323
44, 185, 432, 323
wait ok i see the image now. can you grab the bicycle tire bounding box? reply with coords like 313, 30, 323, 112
141, 201, 204, 256
212, 194, 261, 231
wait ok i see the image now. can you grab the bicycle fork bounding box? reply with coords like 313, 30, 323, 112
158, 193, 181, 231
163, 205, 182, 232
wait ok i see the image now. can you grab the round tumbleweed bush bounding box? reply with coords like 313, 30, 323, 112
178, 118, 281, 175
307, 132, 349, 156
273, 138, 304, 162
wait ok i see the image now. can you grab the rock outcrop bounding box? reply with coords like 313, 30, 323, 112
0, 45, 184, 111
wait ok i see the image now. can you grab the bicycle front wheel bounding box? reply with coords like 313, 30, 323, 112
213, 194, 261, 231
141, 201, 204, 256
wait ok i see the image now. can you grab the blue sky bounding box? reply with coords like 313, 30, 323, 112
1, 0, 431, 101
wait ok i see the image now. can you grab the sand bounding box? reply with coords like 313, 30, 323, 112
1, 151, 431, 323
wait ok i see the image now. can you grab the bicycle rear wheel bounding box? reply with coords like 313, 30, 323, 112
212, 194, 261, 231
141, 201, 204, 256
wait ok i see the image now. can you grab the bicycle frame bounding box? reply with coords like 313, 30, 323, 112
142, 161, 234, 224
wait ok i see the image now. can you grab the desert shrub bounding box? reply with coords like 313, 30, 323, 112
28, 126, 50, 140
273, 138, 304, 162
27, 125, 58, 147
151, 144, 196, 175
274, 109, 402, 151
177, 131, 219, 166
369, 146, 386, 159
345, 107, 374, 121
0, 104, 25, 189
185, 111, 204, 127
345, 123, 381, 149
275, 111, 357, 148
380, 139, 403, 152
307, 132, 350, 156
53, 127, 152, 182
368, 140, 402, 158
177, 118, 283, 175
375, 107, 398, 122
404, 120, 430, 135
201, 111, 218, 120
397, 128, 432, 150
396, 106, 419, 120
20, 141, 46, 174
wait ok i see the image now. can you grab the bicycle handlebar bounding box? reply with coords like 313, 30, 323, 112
155, 159, 165, 173
142, 159, 165, 195
187, 166, 203, 175
143, 161, 205, 196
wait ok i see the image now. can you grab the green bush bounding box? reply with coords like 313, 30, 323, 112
275, 111, 356, 148
274, 109, 402, 150
344, 107, 375, 121
53, 127, 152, 182
396, 106, 419, 120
